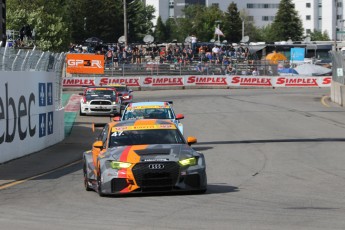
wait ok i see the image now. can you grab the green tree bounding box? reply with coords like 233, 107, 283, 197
154, 16, 167, 43
258, 24, 276, 42
270, 0, 303, 41
309, 30, 330, 41
239, 10, 264, 42
180, 4, 224, 43
165, 18, 180, 42
7, 0, 70, 51
223, 3, 242, 43
126, 0, 155, 42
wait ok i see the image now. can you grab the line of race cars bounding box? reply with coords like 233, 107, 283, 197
80, 84, 207, 197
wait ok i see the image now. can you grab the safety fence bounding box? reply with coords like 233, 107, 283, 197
0, 45, 66, 110
98, 60, 279, 77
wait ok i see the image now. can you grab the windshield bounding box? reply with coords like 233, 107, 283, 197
123, 108, 174, 120
86, 90, 115, 96
109, 129, 185, 147
114, 87, 127, 91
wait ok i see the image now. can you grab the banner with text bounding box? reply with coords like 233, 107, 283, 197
62, 75, 332, 88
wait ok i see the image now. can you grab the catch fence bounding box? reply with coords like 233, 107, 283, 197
0, 45, 66, 109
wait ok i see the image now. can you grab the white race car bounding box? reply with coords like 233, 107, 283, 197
79, 86, 122, 116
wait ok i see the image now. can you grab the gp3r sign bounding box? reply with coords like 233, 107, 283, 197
66, 53, 104, 74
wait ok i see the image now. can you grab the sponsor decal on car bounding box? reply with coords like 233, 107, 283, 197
111, 124, 176, 132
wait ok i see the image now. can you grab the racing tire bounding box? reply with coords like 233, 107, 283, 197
79, 107, 85, 116
97, 169, 105, 197
83, 162, 92, 191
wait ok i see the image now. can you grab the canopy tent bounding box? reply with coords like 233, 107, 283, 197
85, 37, 103, 44
265, 51, 287, 64
294, 63, 332, 76
278, 68, 299, 75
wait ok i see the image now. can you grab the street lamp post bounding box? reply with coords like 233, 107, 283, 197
124, 0, 128, 47
334, 0, 337, 51
242, 19, 244, 41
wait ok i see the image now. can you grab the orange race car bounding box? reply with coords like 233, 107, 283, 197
83, 119, 207, 197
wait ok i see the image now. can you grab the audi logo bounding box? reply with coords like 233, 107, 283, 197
148, 164, 164, 169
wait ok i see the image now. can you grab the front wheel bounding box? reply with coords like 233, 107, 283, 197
83, 162, 92, 191
97, 169, 105, 197
79, 107, 85, 116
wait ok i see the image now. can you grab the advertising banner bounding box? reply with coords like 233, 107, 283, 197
66, 53, 104, 74
63, 77, 141, 87
62, 75, 332, 88
0, 72, 64, 163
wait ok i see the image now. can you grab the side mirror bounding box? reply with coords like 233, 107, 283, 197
176, 114, 184, 120
129, 89, 133, 93
113, 116, 121, 121
92, 140, 103, 149
187, 136, 197, 146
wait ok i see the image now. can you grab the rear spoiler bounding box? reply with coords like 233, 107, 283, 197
165, 101, 173, 105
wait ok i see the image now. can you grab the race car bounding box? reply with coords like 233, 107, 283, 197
79, 86, 122, 116
107, 84, 133, 109
83, 119, 207, 197
117, 101, 184, 134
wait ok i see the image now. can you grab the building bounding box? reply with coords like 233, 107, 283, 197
206, 0, 280, 28
293, 0, 343, 41
145, 0, 206, 26
146, 0, 343, 40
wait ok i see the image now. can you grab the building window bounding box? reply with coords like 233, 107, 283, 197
306, 15, 311, 20
337, 2, 342, 7
306, 3, 311, 8
262, 16, 275, 21
247, 3, 279, 8
337, 15, 343, 20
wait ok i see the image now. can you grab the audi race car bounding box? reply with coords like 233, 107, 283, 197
79, 86, 122, 116
117, 101, 184, 134
83, 119, 207, 196
107, 84, 133, 109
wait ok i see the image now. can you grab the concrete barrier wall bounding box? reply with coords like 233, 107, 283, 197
0, 71, 65, 163
331, 81, 345, 106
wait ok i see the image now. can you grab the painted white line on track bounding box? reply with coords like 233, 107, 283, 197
0, 160, 82, 190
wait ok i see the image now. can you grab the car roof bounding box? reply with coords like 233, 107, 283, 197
86, 87, 115, 90
110, 119, 177, 131
127, 101, 172, 109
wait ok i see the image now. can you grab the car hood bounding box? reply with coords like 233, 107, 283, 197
103, 144, 196, 163
86, 94, 115, 101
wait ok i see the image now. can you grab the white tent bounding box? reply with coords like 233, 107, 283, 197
294, 63, 331, 76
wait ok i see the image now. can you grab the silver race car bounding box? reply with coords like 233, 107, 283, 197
83, 119, 207, 196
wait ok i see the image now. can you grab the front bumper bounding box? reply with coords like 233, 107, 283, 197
99, 161, 207, 195
81, 104, 121, 115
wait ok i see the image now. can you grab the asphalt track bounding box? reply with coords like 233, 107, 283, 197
1, 88, 345, 230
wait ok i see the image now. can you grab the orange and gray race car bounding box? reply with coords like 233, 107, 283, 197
83, 119, 207, 196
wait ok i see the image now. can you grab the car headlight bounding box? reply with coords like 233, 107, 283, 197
178, 157, 197, 166
110, 161, 132, 169
112, 101, 116, 105
122, 95, 130, 99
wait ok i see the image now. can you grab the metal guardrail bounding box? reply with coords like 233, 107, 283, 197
0, 45, 66, 110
